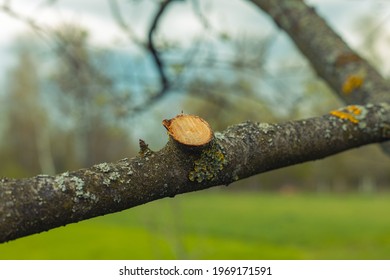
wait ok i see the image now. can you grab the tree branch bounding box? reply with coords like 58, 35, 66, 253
249, 0, 390, 104
1, 104, 389, 243
248, 0, 390, 153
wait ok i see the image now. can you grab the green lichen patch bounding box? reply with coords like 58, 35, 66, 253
54, 171, 69, 192
188, 142, 227, 183
102, 171, 120, 187
109, 171, 120, 181
95, 162, 111, 173
257, 123, 274, 134
54, 171, 97, 202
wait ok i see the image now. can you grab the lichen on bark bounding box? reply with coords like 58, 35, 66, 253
188, 141, 227, 183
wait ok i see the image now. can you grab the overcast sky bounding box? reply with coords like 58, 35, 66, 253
1, 1, 390, 46
1, 0, 390, 89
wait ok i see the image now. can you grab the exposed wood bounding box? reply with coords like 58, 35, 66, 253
162, 114, 213, 147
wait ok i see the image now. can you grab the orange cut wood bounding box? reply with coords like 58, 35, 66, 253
163, 114, 213, 147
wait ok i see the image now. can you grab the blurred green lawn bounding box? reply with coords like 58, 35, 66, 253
1, 191, 390, 259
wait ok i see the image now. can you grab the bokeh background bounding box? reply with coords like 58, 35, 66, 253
0, 0, 390, 259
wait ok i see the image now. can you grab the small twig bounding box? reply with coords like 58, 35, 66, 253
190, 0, 210, 29
0, 2, 45, 33
107, 0, 144, 47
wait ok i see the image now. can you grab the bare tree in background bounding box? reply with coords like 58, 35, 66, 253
0, 0, 389, 243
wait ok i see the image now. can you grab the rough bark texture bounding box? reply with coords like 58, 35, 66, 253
1, 103, 389, 243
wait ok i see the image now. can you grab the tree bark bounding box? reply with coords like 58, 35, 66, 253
1, 104, 389, 243
249, 0, 390, 104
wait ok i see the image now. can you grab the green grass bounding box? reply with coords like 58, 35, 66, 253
1, 191, 390, 259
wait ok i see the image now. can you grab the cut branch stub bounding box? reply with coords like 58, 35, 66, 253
162, 114, 213, 148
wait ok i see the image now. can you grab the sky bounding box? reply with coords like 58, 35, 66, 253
0, 1, 389, 61
1, 0, 390, 53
